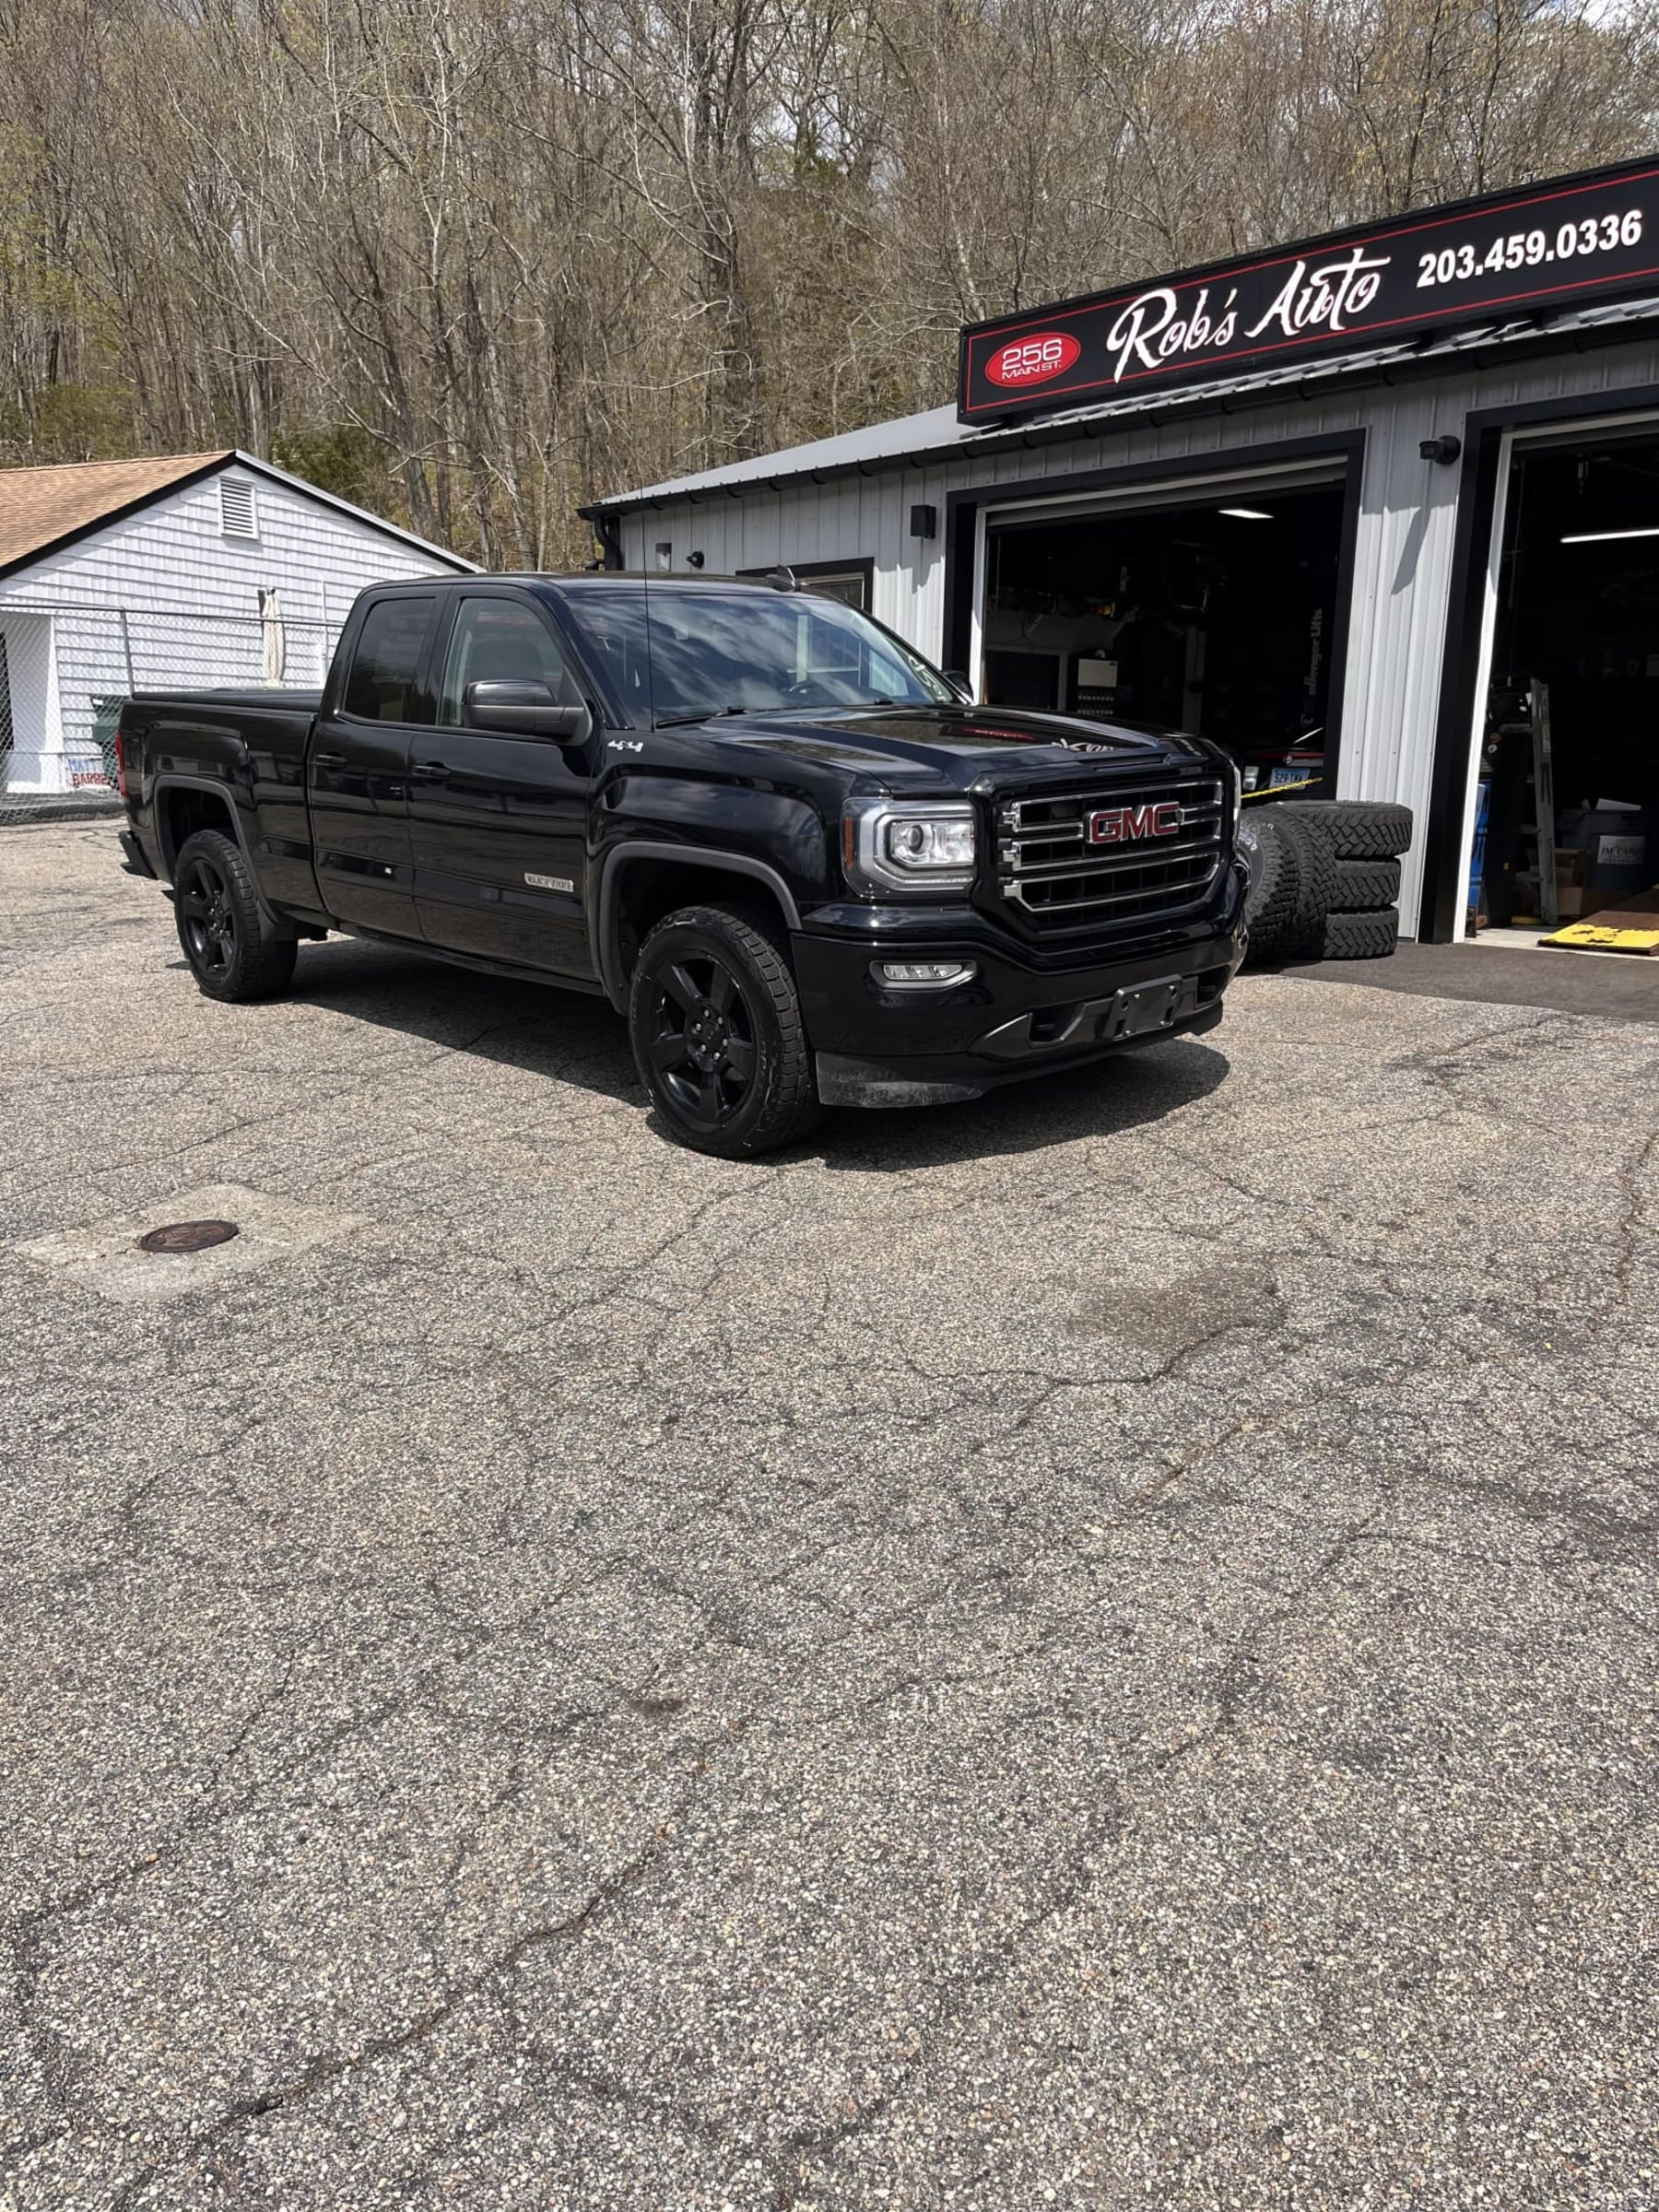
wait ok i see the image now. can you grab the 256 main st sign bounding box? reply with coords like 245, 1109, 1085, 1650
959, 156, 1659, 425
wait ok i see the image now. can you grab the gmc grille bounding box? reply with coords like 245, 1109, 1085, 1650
995, 776, 1228, 931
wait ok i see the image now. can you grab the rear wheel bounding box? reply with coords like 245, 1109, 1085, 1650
172, 829, 297, 1002
629, 902, 822, 1158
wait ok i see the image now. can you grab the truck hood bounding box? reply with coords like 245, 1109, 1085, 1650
652, 704, 1215, 790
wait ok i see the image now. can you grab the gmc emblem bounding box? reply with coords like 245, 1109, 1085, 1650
1088, 800, 1182, 845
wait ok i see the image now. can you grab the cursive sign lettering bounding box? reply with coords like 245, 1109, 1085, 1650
1243, 247, 1390, 343
1106, 285, 1241, 384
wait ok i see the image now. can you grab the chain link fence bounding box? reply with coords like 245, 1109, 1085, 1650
2, 605, 339, 827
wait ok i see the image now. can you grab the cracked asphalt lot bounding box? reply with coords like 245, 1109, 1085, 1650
2, 821, 1656, 2210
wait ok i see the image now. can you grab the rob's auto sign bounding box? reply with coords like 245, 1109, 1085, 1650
958, 157, 1659, 425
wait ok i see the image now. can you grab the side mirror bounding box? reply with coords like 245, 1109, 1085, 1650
943, 669, 975, 703
465, 680, 592, 743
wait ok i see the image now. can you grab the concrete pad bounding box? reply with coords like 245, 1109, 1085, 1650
13, 1181, 365, 1303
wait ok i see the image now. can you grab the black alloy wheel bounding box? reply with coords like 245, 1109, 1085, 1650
628, 901, 821, 1158
170, 827, 299, 1001
644, 950, 759, 1135
177, 850, 238, 982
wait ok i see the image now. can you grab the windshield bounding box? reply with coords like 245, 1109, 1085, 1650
571, 582, 955, 724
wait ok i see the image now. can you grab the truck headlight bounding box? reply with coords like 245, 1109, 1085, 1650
843, 800, 977, 896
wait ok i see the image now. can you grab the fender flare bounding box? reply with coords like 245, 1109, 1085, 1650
596, 841, 804, 1011
151, 773, 253, 871
151, 773, 291, 931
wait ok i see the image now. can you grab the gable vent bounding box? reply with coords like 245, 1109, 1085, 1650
218, 477, 258, 539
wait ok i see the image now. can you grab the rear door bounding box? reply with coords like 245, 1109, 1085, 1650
306, 591, 437, 935
407, 590, 594, 976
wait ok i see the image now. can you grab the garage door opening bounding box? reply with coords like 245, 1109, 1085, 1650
1471, 427, 1659, 937
980, 478, 1348, 795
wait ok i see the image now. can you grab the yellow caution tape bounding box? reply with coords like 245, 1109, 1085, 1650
1541, 922, 1659, 953
1241, 775, 1322, 801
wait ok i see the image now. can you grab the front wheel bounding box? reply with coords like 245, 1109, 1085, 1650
629, 902, 822, 1158
172, 829, 298, 1002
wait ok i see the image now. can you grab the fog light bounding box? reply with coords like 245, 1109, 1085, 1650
875, 959, 977, 990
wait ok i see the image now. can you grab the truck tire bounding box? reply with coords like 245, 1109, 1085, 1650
629, 901, 823, 1159
1238, 813, 1298, 962
1321, 906, 1401, 959
1276, 812, 1336, 959
1278, 799, 1414, 860
1328, 856, 1401, 912
172, 829, 298, 1002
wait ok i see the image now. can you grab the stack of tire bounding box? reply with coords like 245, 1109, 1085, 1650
1238, 799, 1414, 966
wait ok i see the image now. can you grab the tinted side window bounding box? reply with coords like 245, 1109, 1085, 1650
438, 599, 579, 727
343, 597, 435, 721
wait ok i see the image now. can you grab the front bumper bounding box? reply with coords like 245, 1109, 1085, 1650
793, 865, 1246, 1107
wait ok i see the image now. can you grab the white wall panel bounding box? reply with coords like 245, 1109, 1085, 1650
618, 330, 1659, 935
0, 469, 459, 784
0, 613, 64, 789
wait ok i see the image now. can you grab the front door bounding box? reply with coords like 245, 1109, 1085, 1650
408, 592, 594, 976
306, 591, 436, 935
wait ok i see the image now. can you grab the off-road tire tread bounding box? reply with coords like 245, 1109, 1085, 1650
1328, 856, 1401, 911
1321, 905, 1401, 959
174, 828, 298, 1001
1277, 813, 1337, 958
631, 901, 822, 1158
1277, 799, 1414, 861
1238, 814, 1299, 963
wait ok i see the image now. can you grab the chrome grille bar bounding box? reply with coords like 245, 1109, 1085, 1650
994, 775, 1229, 930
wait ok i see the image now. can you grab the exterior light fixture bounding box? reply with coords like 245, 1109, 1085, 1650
1218, 507, 1273, 520
1419, 436, 1462, 465
874, 959, 977, 989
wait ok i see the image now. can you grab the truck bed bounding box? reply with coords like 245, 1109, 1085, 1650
131, 687, 324, 713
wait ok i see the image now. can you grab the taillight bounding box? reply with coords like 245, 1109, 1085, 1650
114, 727, 130, 802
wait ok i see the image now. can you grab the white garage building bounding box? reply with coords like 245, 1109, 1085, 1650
0, 451, 468, 797
587, 156, 1659, 942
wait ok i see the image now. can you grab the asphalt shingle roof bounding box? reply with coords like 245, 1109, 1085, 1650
0, 452, 229, 571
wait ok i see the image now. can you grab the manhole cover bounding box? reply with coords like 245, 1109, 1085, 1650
136, 1218, 241, 1255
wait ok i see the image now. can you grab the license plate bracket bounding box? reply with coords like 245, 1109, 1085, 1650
1100, 975, 1182, 1041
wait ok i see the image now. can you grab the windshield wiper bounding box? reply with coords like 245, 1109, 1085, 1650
653, 706, 747, 728
653, 696, 907, 728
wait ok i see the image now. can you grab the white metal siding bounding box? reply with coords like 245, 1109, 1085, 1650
618, 331, 1659, 935
0, 470, 459, 787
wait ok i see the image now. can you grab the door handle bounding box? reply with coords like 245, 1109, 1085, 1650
411, 760, 452, 782
312, 751, 346, 768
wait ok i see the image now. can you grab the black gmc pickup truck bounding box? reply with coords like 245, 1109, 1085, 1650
116, 572, 1244, 1155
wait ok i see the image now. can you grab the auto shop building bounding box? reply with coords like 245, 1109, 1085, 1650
586, 154, 1659, 942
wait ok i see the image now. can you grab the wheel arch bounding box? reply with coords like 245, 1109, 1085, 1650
154, 776, 253, 877
156, 776, 295, 935
597, 843, 803, 1011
